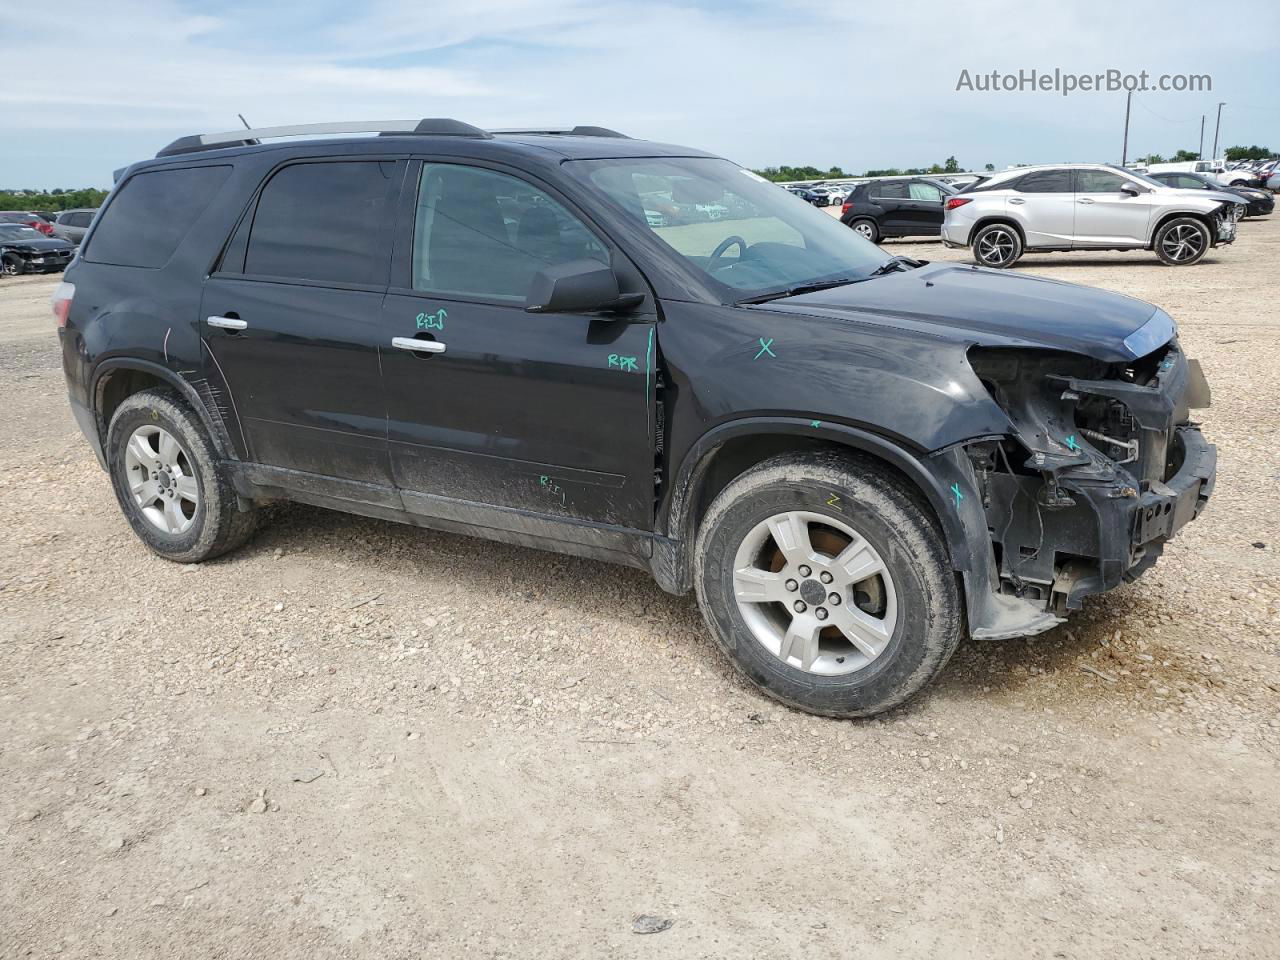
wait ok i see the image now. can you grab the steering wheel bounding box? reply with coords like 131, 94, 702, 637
707, 235, 748, 270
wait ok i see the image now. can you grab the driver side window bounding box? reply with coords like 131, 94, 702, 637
411, 163, 607, 301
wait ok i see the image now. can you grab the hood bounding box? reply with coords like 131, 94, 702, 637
1, 237, 73, 252
753, 262, 1171, 363
1164, 187, 1242, 208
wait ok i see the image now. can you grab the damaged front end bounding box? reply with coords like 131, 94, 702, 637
933, 316, 1216, 640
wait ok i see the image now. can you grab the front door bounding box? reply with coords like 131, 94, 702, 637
1071, 169, 1153, 247
201, 158, 402, 487
379, 160, 656, 533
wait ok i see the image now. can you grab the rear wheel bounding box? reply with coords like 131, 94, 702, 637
850, 218, 879, 243
694, 451, 964, 718
1153, 217, 1210, 266
106, 388, 257, 562
972, 223, 1022, 268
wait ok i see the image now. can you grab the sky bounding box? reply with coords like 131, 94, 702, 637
2, 0, 1278, 189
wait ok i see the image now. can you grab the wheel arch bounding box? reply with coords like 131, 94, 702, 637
969, 216, 1026, 246
651, 418, 975, 595
1149, 208, 1214, 247
93, 358, 239, 462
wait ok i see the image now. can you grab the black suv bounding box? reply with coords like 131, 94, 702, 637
839, 177, 956, 242
57, 119, 1217, 718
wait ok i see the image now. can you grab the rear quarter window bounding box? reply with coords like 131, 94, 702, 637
85, 165, 232, 268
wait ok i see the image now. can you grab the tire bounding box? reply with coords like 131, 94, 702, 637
106, 388, 257, 563
1153, 216, 1210, 266
971, 222, 1022, 268
1, 255, 24, 277
694, 451, 964, 718
850, 218, 879, 243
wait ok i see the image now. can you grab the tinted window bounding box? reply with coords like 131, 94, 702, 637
411, 163, 607, 300
86, 165, 231, 268
245, 161, 396, 285
1177, 175, 1207, 189
908, 181, 943, 202
1013, 170, 1072, 193
873, 181, 908, 199
1076, 170, 1130, 193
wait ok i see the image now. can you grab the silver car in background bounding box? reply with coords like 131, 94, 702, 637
52, 208, 98, 246
942, 164, 1241, 267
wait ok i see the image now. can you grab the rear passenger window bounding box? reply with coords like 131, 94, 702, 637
1013, 170, 1072, 193
411, 163, 607, 301
872, 181, 908, 199
85, 165, 231, 268
244, 161, 397, 285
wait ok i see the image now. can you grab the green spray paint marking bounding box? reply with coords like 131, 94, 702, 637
539, 474, 566, 506
1063, 434, 1080, 452
754, 337, 776, 359
826, 492, 841, 509
416, 308, 447, 331
810, 420, 822, 428
608, 354, 639, 373
951, 483, 964, 508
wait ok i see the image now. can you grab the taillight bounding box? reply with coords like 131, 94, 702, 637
841, 202, 852, 214
944, 197, 972, 211
51, 281, 75, 328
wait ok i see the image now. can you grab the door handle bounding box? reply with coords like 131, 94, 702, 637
1008, 198, 1025, 205
392, 337, 446, 354
208, 315, 247, 330
1076, 198, 1095, 204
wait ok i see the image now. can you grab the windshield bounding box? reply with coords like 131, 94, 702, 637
0, 225, 42, 240
565, 157, 886, 300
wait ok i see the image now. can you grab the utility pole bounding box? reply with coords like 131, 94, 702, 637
1199, 115, 1205, 159
1121, 90, 1132, 165
1211, 102, 1225, 160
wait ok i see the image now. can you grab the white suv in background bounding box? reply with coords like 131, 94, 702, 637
942, 164, 1242, 267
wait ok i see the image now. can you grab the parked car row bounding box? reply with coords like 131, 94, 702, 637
0, 207, 97, 278
830, 162, 1266, 268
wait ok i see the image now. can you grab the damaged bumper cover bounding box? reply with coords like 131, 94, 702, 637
934, 336, 1216, 641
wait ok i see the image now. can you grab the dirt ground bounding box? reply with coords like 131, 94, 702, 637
2, 216, 1278, 960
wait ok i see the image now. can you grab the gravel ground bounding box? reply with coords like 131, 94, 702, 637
2, 218, 1278, 959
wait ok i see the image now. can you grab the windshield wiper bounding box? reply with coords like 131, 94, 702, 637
866, 255, 922, 278
737, 277, 860, 305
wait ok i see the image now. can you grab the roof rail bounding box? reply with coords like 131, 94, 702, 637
155, 118, 492, 158
489, 125, 630, 139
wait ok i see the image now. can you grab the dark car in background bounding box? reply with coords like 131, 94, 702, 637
786, 185, 828, 206
0, 223, 75, 275
53, 208, 99, 245
0, 211, 56, 236
839, 177, 956, 242
1147, 172, 1274, 219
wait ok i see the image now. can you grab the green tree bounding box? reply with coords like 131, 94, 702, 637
1223, 144, 1273, 161
984, 163, 995, 172
1171, 149, 1200, 162
0, 187, 109, 211
1136, 153, 1166, 165
943, 156, 960, 173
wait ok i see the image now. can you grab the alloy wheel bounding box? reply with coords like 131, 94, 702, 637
976, 228, 1016, 265
732, 510, 898, 676
1160, 224, 1205, 263
123, 425, 199, 534
853, 221, 876, 240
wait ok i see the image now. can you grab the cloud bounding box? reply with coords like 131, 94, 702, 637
2, 0, 1277, 187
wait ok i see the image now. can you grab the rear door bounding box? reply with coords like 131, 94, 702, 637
1005, 169, 1076, 246
379, 159, 656, 531
869, 180, 910, 234
1071, 169, 1153, 247
200, 157, 403, 488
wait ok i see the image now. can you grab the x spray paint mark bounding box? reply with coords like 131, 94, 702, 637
754, 338, 776, 359
951, 483, 964, 508
1064, 434, 1080, 452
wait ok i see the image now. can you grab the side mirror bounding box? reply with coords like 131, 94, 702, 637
1119, 182, 1141, 197
525, 259, 642, 314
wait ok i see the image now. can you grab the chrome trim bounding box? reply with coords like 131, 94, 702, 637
391, 337, 446, 354
207, 315, 247, 330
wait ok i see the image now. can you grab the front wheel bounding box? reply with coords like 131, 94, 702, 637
971, 223, 1023, 268
1, 255, 24, 277
106, 388, 257, 562
694, 451, 964, 718
1153, 217, 1210, 266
